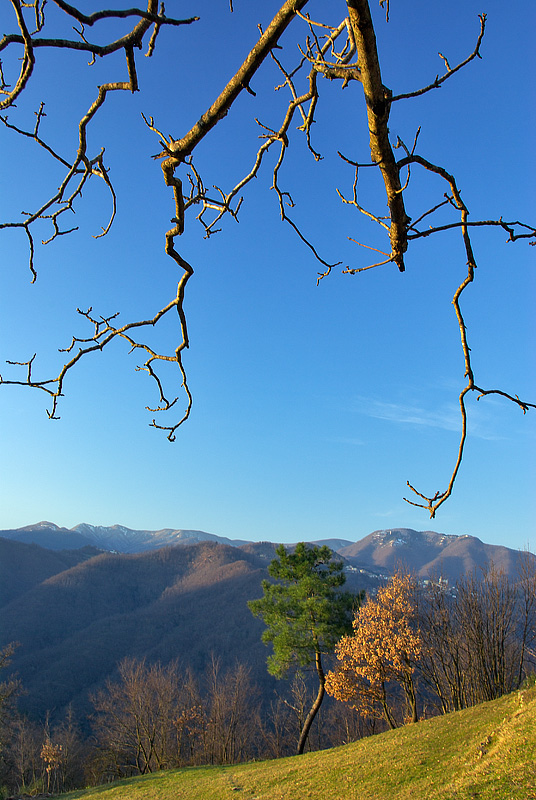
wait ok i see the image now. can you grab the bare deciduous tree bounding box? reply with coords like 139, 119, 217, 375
90, 657, 187, 775
417, 580, 469, 714
90, 656, 260, 776
201, 656, 260, 765
7, 716, 43, 795
416, 558, 536, 714
0, 643, 21, 758
0, 1, 533, 515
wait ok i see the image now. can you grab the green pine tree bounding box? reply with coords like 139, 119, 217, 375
248, 543, 359, 753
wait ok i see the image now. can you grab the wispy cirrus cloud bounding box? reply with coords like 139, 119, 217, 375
355, 397, 460, 432
352, 395, 505, 441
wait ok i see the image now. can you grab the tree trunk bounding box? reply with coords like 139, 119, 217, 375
297, 652, 325, 755
380, 681, 397, 730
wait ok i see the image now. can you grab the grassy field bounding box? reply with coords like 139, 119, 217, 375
63, 686, 536, 800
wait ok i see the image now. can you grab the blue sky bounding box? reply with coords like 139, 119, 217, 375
1, 0, 534, 550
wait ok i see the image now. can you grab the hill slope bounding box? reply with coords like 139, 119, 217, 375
0, 541, 278, 720
0, 538, 101, 606
62, 686, 536, 800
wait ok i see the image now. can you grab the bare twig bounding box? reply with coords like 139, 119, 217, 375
391, 15, 486, 102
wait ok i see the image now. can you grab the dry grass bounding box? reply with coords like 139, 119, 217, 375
63, 686, 536, 800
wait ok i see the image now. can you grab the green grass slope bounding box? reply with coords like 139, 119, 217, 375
65, 686, 536, 800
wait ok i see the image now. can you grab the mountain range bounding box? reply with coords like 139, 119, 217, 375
0, 521, 253, 553
0, 521, 529, 584
0, 523, 533, 727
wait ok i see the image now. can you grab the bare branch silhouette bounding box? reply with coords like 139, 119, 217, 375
0, 0, 533, 513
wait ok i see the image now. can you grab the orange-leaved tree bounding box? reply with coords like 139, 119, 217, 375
326, 573, 422, 729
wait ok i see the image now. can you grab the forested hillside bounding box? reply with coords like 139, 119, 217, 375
0, 541, 276, 721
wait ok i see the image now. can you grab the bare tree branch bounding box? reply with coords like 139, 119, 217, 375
397, 154, 535, 516
162, 0, 311, 161
0, 0, 533, 516
0, 0, 35, 110
345, 0, 409, 271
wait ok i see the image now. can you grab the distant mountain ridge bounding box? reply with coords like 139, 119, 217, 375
0, 521, 253, 553
338, 528, 529, 584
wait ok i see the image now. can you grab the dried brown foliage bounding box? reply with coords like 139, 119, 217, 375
326, 573, 421, 728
